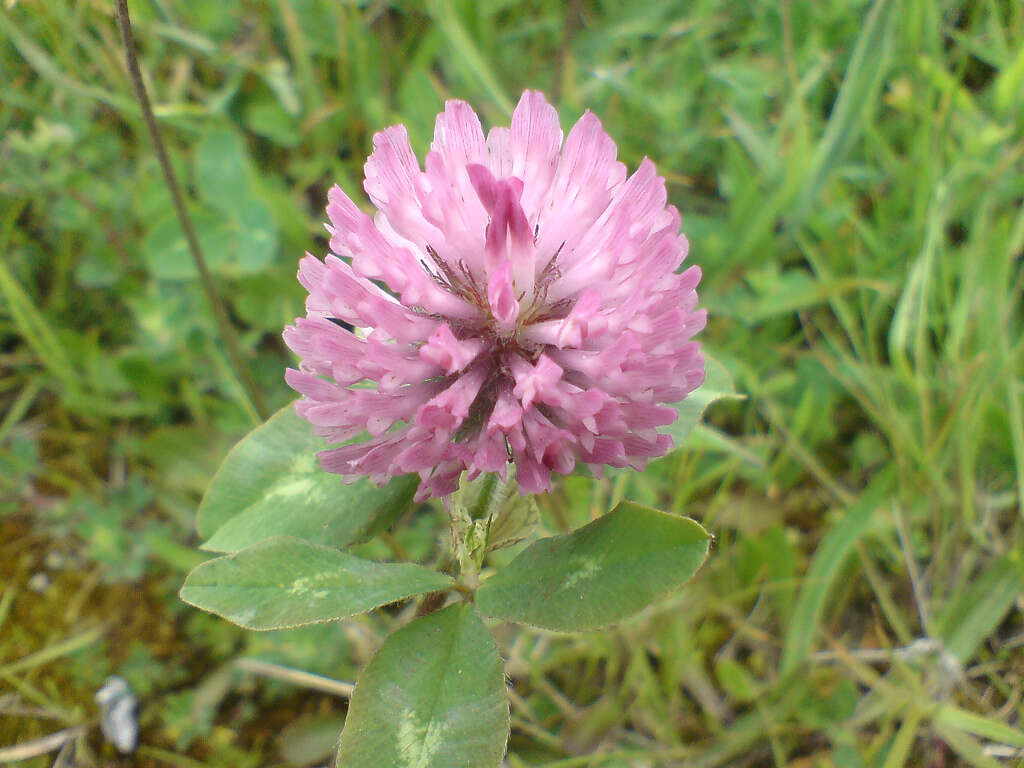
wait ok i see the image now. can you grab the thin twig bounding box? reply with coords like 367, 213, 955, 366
892, 501, 931, 635
985, 745, 1024, 758
235, 658, 354, 697
114, 0, 268, 423
811, 637, 955, 666
51, 738, 76, 768
0, 726, 86, 763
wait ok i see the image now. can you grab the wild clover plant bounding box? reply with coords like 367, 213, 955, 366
181, 92, 727, 767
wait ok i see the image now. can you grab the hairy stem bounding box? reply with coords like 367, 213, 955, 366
114, 0, 269, 423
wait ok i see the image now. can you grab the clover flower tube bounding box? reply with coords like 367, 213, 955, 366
284, 91, 706, 500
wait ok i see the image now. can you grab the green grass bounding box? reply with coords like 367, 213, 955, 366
2, 0, 1022, 765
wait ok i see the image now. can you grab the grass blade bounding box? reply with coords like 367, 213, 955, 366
781, 469, 894, 672
792, 0, 897, 219
933, 705, 1024, 748
426, 0, 513, 115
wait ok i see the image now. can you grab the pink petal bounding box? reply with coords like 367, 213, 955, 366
415, 366, 487, 431
487, 387, 524, 433
509, 90, 563, 221
418, 323, 486, 374
510, 353, 563, 410
363, 125, 441, 248
431, 100, 488, 170
485, 126, 512, 179
535, 111, 626, 260
487, 260, 520, 327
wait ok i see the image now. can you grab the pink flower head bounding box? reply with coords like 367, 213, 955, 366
284, 91, 706, 500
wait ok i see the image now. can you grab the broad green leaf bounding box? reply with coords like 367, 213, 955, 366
180, 537, 452, 630
195, 128, 251, 208
198, 404, 418, 553
335, 604, 509, 768
476, 501, 710, 631
287, 0, 343, 56
143, 206, 275, 280
244, 97, 301, 147
144, 128, 277, 281
144, 210, 213, 280
231, 195, 278, 273
666, 354, 740, 451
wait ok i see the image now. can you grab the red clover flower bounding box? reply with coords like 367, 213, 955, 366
284, 91, 706, 500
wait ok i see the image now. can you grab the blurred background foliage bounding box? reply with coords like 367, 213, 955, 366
1, 0, 1023, 765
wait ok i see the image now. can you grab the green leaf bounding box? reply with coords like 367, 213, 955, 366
195, 128, 252, 208
335, 604, 509, 768
198, 404, 418, 553
231, 195, 278, 272
244, 97, 301, 148
144, 129, 277, 280
143, 204, 277, 280
143, 208, 225, 280
666, 354, 740, 451
476, 501, 710, 631
180, 537, 453, 630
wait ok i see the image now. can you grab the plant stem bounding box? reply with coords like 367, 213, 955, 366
234, 658, 354, 697
114, 0, 269, 423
